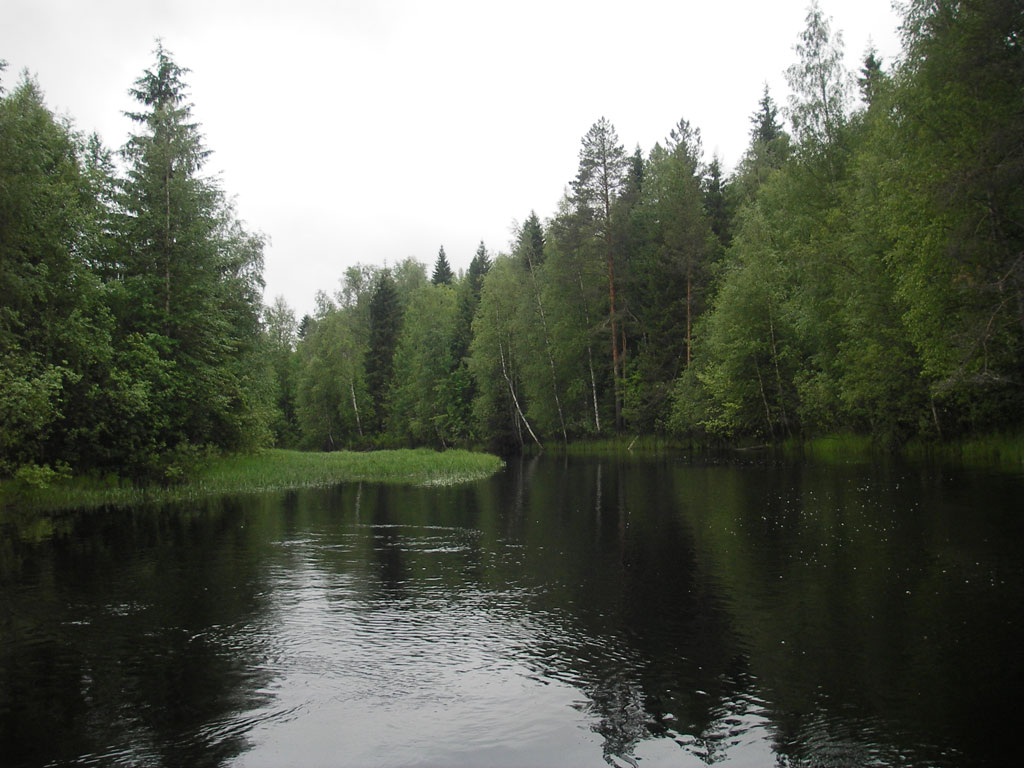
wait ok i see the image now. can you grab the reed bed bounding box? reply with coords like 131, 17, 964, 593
0, 448, 504, 513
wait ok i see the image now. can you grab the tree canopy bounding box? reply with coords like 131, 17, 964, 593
3, 1, 1022, 478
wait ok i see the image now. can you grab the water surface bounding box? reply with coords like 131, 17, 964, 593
1, 456, 1021, 766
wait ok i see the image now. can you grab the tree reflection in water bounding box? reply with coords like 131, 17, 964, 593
1, 456, 1020, 767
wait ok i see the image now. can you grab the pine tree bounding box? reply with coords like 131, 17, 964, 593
573, 117, 628, 430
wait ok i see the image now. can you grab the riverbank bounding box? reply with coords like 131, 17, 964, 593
0, 448, 505, 513
531, 431, 1024, 472
781, 432, 1024, 471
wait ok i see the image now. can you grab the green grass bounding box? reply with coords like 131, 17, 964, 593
0, 448, 505, 513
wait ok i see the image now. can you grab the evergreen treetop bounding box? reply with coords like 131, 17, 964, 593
432, 245, 454, 285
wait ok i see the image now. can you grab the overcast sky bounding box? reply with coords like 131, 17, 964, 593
4, 0, 903, 318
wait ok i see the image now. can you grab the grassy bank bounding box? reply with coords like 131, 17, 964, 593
551, 431, 1024, 471
782, 432, 1024, 470
0, 448, 505, 512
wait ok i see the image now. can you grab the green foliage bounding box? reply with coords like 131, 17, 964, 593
512, 214, 569, 442
882, 0, 1024, 434
785, 0, 851, 158
388, 283, 467, 446
114, 44, 270, 462
365, 270, 402, 433
626, 119, 717, 431
543, 194, 613, 436
295, 301, 371, 450
0, 45, 270, 484
672, 201, 800, 439
574, 117, 629, 430
0, 75, 115, 473
452, 241, 490, 362
11, 462, 72, 490
729, 88, 792, 209
0, 355, 67, 474
5, 2, 1023, 474
262, 296, 301, 446
431, 245, 454, 285
468, 256, 529, 450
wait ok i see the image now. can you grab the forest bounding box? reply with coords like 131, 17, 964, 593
1, 0, 1022, 483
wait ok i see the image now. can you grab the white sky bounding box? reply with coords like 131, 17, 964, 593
3, 0, 903, 318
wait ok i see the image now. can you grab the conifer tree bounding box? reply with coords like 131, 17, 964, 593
858, 47, 884, 106
431, 245, 454, 285
573, 117, 628, 430
452, 241, 490, 362
751, 84, 783, 145
116, 42, 269, 462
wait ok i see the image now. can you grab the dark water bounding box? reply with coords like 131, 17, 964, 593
1, 457, 1021, 767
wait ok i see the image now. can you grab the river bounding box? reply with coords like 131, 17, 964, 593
1, 455, 1021, 767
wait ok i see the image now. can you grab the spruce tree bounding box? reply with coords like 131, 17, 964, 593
858, 48, 884, 106
751, 84, 783, 145
452, 241, 490, 362
431, 245, 454, 285
117, 42, 268, 462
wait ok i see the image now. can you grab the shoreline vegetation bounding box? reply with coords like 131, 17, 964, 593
544, 432, 1024, 471
4, 5, 1022, 486
2, 432, 1021, 516
798, 433, 1024, 472
0, 449, 505, 513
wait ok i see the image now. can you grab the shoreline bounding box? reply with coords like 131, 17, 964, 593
0, 448, 505, 513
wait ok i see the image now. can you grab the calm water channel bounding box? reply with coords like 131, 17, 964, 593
1, 456, 1021, 767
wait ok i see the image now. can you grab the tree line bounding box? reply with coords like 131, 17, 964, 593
3, 0, 1022, 480
2, 44, 270, 482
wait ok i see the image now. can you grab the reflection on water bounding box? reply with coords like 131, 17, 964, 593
1, 457, 1021, 766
